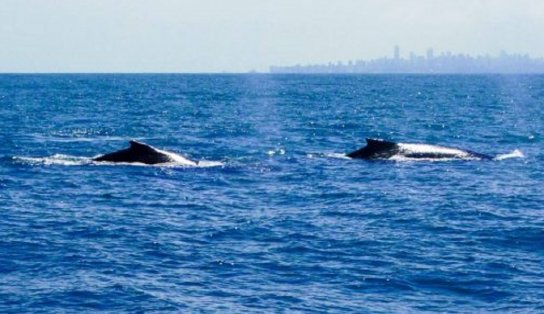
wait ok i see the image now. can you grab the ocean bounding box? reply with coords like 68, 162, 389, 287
1, 74, 543, 312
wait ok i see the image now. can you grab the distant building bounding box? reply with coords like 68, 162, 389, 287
269, 46, 544, 74
426, 48, 434, 60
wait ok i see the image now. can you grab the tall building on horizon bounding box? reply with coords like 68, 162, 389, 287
426, 48, 434, 60
394, 45, 400, 60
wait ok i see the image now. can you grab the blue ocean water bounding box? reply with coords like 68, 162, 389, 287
0, 74, 543, 313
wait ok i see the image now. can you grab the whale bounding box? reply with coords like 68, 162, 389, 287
93, 140, 197, 165
347, 138, 493, 160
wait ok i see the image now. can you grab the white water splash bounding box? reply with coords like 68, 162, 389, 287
494, 149, 524, 161
267, 148, 286, 156
156, 149, 198, 166
13, 154, 223, 168
324, 153, 351, 159
195, 160, 224, 168
387, 155, 473, 162
14, 154, 93, 166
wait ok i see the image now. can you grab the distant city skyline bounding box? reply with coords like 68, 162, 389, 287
270, 46, 544, 74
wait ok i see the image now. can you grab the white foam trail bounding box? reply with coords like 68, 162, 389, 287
267, 148, 286, 156
494, 149, 524, 160
13, 154, 223, 168
156, 149, 197, 166
196, 160, 224, 167
14, 154, 93, 166
324, 153, 351, 159
388, 156, 467, 162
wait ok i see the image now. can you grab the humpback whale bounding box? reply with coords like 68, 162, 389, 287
347, 138, 492, 160
93, 140, 197, 165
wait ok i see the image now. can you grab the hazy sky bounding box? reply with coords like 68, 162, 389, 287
1, 0, 543, 72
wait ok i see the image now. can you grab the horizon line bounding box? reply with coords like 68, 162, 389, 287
2, 72, 544, 75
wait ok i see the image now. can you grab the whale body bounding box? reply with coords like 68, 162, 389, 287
347, 138, 492, 160
93, 140, 196, 165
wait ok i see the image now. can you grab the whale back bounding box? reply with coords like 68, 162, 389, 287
347, 138, 493, 160
346, 138, 399, 159
94, 141, 174, 164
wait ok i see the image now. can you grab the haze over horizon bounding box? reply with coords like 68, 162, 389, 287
1, 0, 543, 73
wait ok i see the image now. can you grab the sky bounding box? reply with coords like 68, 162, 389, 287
1, 0, 543, 73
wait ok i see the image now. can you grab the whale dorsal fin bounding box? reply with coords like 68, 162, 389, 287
129, 140, 158, 153
347, 138, 399, 158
